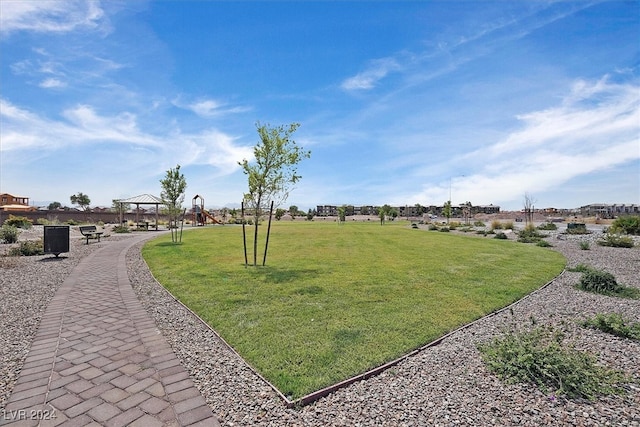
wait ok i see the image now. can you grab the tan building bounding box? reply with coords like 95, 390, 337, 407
0, 193, 36, 211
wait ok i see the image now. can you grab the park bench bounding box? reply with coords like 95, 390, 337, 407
79, 225, 104, 244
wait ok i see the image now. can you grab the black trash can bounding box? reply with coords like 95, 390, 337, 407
44, 225, 70, 257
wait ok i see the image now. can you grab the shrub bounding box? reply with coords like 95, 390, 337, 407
5, 215, 32, 229
113, 225, 131, 233
503, 221, 514, 230
473, 221, 485, 227
491, 220, 503, 230
518, 224, 546, 243
566, 223, 589, 234
0, 225, 19, 244
598, 234, 635, 248
582, 313, 640, 341
494, 232, 508, 240
478, 326, 627, 400
538, 222, 558, 231
578, 269, 621, 294
536, 240, 552, 247
610, 215, 640, 235
579, 241, 590, 250
428, 224, 438, 231
567, 263, 592, 273
438, 227, 450, 232
476, 230, 487, 236
8, 239, 44, 256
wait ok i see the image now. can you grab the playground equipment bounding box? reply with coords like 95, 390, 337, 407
192, 194, 223, 226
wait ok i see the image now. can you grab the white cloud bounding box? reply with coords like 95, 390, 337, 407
408, 77, 640, 207
39, 78, 66, 88
0, 99, 253, 175
172, 97, 252, 117
341, 58, 401, 91
0, 0, 105, 35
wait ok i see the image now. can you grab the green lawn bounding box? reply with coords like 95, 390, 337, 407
142, 221, 565, 399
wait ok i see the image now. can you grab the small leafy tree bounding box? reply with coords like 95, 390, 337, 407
70, 192, 91, 211
239, 122, 310, 266
160, 164, 187, 243
48, 201, 62, 210
443, 200, 452, 224
275, 208, 286, 221
338, 205, 346, 224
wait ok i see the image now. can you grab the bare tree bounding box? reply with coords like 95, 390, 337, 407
523, 192, 536, 226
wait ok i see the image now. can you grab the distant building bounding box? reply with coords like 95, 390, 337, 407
472, 204, 500, 215
0, 193, 36, 211
316, 205, 338, 216
580, 203, 639, 218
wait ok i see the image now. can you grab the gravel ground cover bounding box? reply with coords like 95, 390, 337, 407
2, 225, 639, 426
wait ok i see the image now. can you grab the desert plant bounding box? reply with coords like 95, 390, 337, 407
566, 223, 589, 234
567, 263, 592, 273
598, 234, 635, 248
473, 221, 486, 227
438, 227, 450, 232
428, 224, 438, 231
579, 241, 590, 250
494, 232, 508, 240
538, 222, 558, 230
0, 224, 19, 244
113, 225, 131, 233
4, 215, 32, 229
8, 239, 44, 256
578, 269, 621, 294
478, 325, 627, 400
503, 221, 514, 230
490, 220, 503, 230
582, 313, 640, 341
536, 240, 552, 247
518, 224, 546, 243
610, 215, 640, 235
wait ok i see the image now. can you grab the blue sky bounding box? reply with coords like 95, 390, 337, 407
1, 0, 638, 211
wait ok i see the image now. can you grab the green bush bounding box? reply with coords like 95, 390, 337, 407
0, 224, 19, 244
578, 269, 621, 293
567, 263, 592, 273
598, 234, 635, 248
494, 232, 508, 240
428, 224, 438, 231
566, 223, 589, 234
438, 227, 450, 232
473, 221, 485, 227
518, 224, 546, 243
5, 215, 32, 229
113, 225, 131, 233
478, 326, 627, 400
537, 222, 558, 230
8, 239, 44, 256
582, 313, 640, 341
579, 241, 590, 250
610, 215, 640, 235
536, 240, 552, 247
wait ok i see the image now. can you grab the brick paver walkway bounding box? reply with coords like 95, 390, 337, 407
1, 234, 220, 426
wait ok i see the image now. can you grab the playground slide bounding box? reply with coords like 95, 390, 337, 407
202, 209, 223, 224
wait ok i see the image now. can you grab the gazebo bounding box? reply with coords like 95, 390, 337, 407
116, 194, 163, 230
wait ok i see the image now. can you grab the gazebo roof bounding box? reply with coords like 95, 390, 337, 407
116, 194, 163, 204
